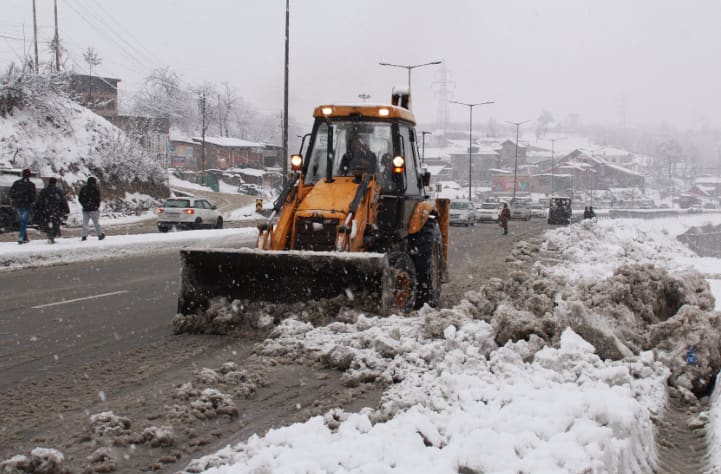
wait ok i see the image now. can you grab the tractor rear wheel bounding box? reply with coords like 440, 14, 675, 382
410, 219, 443, 308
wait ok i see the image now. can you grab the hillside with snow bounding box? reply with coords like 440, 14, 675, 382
0, 69, 168, 212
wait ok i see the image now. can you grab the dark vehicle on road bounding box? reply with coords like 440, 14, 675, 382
548, 196, 572, 225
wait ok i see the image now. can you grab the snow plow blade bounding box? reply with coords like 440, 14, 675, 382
177, 248, 393, 316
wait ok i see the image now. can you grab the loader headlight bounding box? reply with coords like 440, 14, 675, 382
321, 106, 333, 116
378, 108, 390, 117
290, 154, 303, 170
392, 155, 405, 173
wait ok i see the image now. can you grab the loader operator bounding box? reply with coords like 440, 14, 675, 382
340, 136, 377, 180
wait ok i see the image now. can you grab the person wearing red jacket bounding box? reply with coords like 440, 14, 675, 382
499, 202, 511, 235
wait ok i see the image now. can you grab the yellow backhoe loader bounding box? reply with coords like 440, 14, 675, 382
177, 89, 449, 323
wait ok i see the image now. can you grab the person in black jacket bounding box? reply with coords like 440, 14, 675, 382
9, 168, 36, 244
78, 176, 105, 241
34, 177, 70, 244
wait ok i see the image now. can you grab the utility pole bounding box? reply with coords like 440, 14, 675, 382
421, 131, 431, 166
54, 0, 61, 72
217, 93, 223, 136
450, 100, 495, 200
505, 120, 530, 201
282, 0, 289, 185
549, 137, 566, 196
32, 0, 39, 73
200, 93, 207, 184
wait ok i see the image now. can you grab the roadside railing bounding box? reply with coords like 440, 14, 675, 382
570, 209, 721, 222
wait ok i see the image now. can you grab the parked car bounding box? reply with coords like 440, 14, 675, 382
476, 202, 501, 223
509, 200, 531, 220
237, 183, 264, 196
449, 200, 475, 226
529, 203, 546, 218
156, 197, 223, 232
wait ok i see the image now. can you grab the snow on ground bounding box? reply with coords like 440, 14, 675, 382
180, 214, 721, 474
3, 212, 720, 472
0, 227, 257, 271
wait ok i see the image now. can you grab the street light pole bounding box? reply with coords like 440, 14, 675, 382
549, 137, 566, 196
378, 60, 442, 98
282, 0, 290, 185
505, 120, 530, 201
421, 131, 431, 166
450, 100, 495, 200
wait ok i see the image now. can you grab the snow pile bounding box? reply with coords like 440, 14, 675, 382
184, 326, 666, 473
0, 227, 257, 271
179, 215, 721, 473
0, 447, 68, 474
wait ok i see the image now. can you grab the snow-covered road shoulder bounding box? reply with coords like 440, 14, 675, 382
0, 228, 258, 271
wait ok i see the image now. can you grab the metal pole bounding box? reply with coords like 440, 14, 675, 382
54, 0, 60, 72
421, 131, 431, 166
32, 0, 39, 73
282, 0, 289, 185
451, 100, 494, 199
504, 120, 530, 202
379, 60, 442, 105
551, 140, 555, 195
468, 105, 473, 199
201, 93, 206, 182
513, 124, 519, 201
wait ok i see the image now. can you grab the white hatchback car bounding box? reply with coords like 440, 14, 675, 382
156, 197, 223, 232
449, 200, 475, 226
475, 202, 501, 223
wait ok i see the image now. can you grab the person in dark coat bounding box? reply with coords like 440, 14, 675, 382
339, 136, 377, 179
78, 176, 105, 241
583, 206, 596, 220
34, 177, 70, 244
499, 202, 511, 235
9, 168, 36, 244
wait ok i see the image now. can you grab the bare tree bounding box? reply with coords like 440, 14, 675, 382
82, 47, 102, 108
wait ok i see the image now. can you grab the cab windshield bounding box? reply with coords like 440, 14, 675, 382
304, 120, 394, 189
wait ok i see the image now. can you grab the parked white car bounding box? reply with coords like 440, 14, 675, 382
156, 197, 223, 232
475, 202, 501, 223
529, 203, 546, 218
449, 200, 476, 226
509, 200, 532, 220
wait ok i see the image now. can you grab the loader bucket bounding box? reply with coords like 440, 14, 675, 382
177, 248, 394, 317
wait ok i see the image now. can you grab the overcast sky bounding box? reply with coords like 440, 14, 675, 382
3, 0, 721, 131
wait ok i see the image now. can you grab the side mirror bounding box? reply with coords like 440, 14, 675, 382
422, 170, 431, 187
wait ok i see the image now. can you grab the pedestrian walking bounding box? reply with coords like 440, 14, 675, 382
34, 177, 69, 244
9, 168, 36, 244
78, 176, 105, 241
499, 202, 511, 235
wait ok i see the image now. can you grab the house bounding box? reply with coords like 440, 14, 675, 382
168, 135, 284, 189
551, 149, 645, 192
496, 140, 527, 168
69, 74, 120, 117
69, 74, 169, 159
449, 144, 500, 185
168, 137, 198, 170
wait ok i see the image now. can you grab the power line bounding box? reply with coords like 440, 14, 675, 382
77, 0, 162, 66
63, 0, 152, 74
